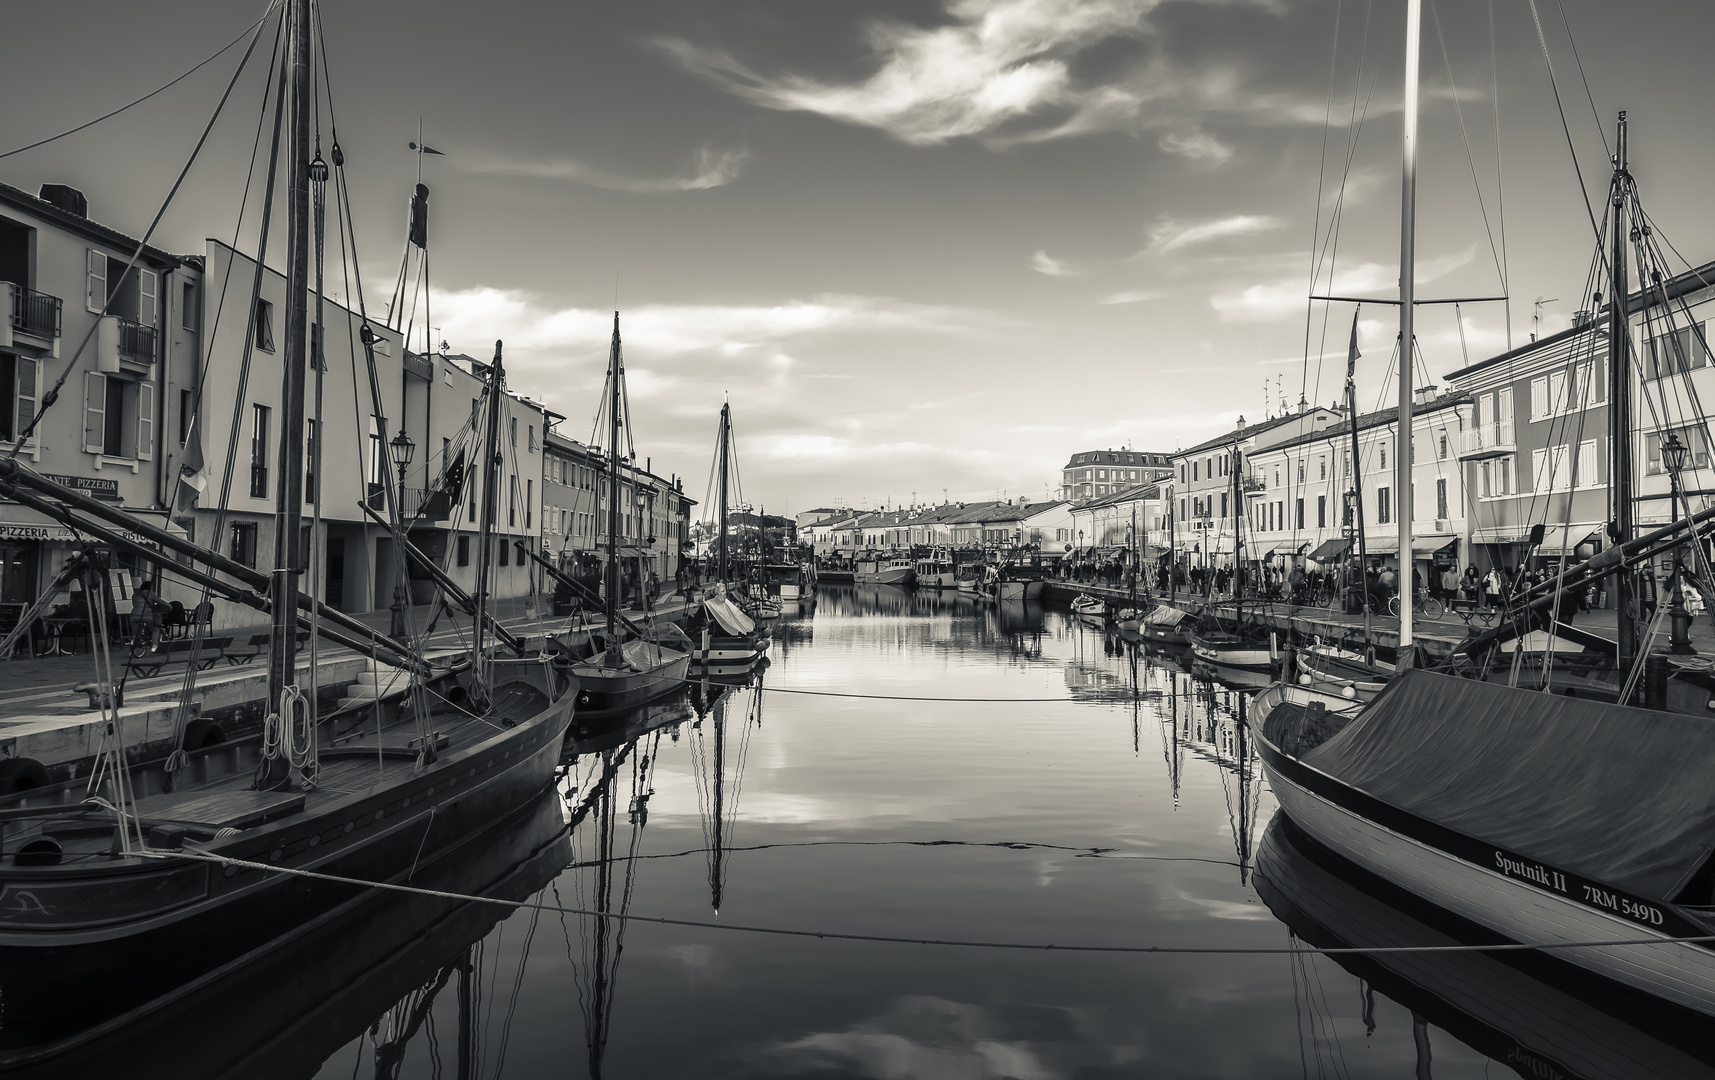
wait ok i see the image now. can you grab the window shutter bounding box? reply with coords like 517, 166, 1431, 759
137, 382, 155, 460
86, 250, 107, 312
14, 357, 38, 445
139, 269, 158, 327
84, 371, 107, 453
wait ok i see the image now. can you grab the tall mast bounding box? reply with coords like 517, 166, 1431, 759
605, 313, 624, 659
472, 340, 504, 692
263, 0, 312, 786
1231, 443, 1242, 623
1396, 0, 1422, 651
1349, 367, 1372, 642
717, 402, 731, 583
1610, 112, 1636, 673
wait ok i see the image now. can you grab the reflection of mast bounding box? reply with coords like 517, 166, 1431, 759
692, 682, 760, 913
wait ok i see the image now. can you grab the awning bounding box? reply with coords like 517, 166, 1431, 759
1361, 535, 1460, 556
1143, 545, 1169, 561
1307, 538, 1351, 561
1536, 525, 1602, 552
596, 543, 654, 557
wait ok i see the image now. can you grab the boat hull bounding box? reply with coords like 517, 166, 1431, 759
855, 567, 916, 585
1188, 630, 1273, 671
0, 675, 574, 1045
1249, 684, 1715, 1020
995, 579, 1045, 602
570, 653, 692, 717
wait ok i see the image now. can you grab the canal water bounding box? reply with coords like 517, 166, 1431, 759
35, 584, 1704, 1078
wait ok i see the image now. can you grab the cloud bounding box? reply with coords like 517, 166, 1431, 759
469, 145, 748, 192
1146, 214, 1283, 254
1030, 250, 1076, 277
1099, 289, 1162, 305
1208, 247, 1478, 323
653, 1, 1344, 148
1158, 129, 1232, 163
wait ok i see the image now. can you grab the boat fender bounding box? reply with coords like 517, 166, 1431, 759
0, 757, 51, 796
1341, 685, 1356, 700
183, 717, 226, 750
14, 837, 62, 866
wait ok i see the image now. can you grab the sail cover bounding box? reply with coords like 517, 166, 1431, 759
1144, 606, 1188, 627
703, 590, 755, 636
1300, 670, 1715, 900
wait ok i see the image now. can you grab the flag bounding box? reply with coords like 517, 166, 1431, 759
1346, 306, 1362, 380
409, 183, 430, 248
173, 418, 207, 525
408, 141, 445, 156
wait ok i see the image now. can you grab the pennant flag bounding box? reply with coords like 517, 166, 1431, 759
408, 141, 445, 155
1346, 306, 1362, 380
409, 183, 430, 248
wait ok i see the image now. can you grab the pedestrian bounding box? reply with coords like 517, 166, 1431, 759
1482, 566, 1502, 608
1440, 565, 1459, 602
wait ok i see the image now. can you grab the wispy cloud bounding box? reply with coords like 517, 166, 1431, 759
1146, 214, 1283, 254
1158, 129, 1232, 163
1099, 289, 1162, 305
469, 145, 748, 192
1030, 249, 1077, 277
1209, 247, 1478, 323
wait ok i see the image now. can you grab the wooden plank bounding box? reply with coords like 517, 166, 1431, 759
135, 788, 306, 830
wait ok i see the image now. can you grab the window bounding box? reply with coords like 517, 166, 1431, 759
1531, 445, 1572, 492
1647, 323, 1709, 379
249, 404, 270, 497
1192, 462, 1198, 482
230, 522, 258, 568
0, 355, 37, 445
1436, 478, 1448, 519
1380, 444, 1387, 469
179, 388, 194, 445
86, 250, 107, 313
499, 541, 509, 567
1296, 498, 1305, 530
183, 282, 198, 331
1297, 459, 1305, 483
1410, 437, 1416, 465
508, 476, 517, 527
1179, 498, 1186, 521
1577, 439, 1598, 487
1220, 492, 1228, 518
528, 425, 537, 452
1438, 434, 1448, 460
254, 298, 275, 351
1645, 426, 1712, 475
456, 535, 471, 567
310, 322, 324, 371
1498, 387, 1514, 424
1530, 376, 1548, 419
1480, 460, 1491, 498
82, 373, 154, 460
526, 479, 533, 528
305, 419, 318, 504
1377, 487, 1391, 524
509, 416, 517, 446
1318, 457, 1326, 480
1317, 495, 1327, 528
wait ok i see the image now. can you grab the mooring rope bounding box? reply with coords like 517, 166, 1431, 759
135, 847, 1715, 958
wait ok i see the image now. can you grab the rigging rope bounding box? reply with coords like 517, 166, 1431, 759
134, 846, 1715, 958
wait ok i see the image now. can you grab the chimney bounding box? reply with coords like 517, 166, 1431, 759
39, 184, 87, 218
1573, 309, 1592, 328
1414, 385, 1437, 405
1236, 415, 1247, 432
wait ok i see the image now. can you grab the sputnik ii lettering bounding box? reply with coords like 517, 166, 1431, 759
1494, 852, 1567, 893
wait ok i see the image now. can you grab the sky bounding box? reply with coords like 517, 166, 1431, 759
5, 0, 1715, 518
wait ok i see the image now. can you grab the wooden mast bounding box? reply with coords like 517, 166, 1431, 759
1610, 112, 1636, 676
717, 401, 731, 584
472, 340, 504, 696
260, 0, 312, 787
605, 313, 624, 662
1396, 0, 1422, 651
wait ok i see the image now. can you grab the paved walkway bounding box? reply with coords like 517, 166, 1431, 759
0, 592, 696, 720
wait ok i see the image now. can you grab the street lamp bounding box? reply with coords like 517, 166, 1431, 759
388, 429, 415, 638
1663, 433, 1696, 655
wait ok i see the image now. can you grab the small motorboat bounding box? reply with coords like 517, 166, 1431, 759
1069, 594, 1107, 623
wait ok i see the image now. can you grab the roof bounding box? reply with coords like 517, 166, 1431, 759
1444, 257, 1715, 382
0, 180, 181, 269
1061, 449, 1175, 468
1254, 392, 1471, 455
1175, 408, 1339, 458
1071, 483, 1162, 512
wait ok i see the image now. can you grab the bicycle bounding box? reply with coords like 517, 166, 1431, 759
1387, 589, 1444, 619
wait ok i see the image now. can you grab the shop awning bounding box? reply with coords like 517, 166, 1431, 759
595, 543, 654, 557
1307, 538, 1351, 561
1143, 545, 1168, 561
1360, 535, 1459, 556
1536, 525, 1602, 552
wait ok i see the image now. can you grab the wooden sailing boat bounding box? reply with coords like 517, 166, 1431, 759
0, 0, 578, 1038
685, 402, 768, 672
552, 313, 692, 717
1187, 446, 1273, 670
1250, 8, 1715, 1015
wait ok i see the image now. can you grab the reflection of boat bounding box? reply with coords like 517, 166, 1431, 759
1192, 659, 1274, 693
1256, 813, 1715, 1080
855, 557, 916, 585
690, 682, 764, 913
995, 598, 1045, 634
1251, 672, 1715, 1018
1, 789, 570, 1076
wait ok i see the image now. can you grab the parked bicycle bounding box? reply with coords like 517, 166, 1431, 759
1387, 588, 1444, 619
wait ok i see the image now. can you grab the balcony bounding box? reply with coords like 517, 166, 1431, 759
1458, 421, 1515, 460
0, 282, 61, 356
1241, 476, 1267, 497
98, 315, 158, 377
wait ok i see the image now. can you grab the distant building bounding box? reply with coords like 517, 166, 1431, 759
541, 430, 694, 587
1059, 448, 1175, 502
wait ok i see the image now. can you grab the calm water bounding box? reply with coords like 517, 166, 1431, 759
41, 584, 1706, 1078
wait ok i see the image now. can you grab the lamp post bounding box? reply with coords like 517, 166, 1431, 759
1663, 433, 1696, 655
388, 429, 415, 639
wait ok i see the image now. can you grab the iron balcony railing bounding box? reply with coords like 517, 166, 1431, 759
9, 286, 61, 339
117, 318, 158, 363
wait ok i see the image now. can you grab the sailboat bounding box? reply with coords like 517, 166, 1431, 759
1187, 457, 1273, 671
0, 0, 579, 1038
1249, 5, 1715, 1015
551, 313, 693, 717
685, 402, 768, 673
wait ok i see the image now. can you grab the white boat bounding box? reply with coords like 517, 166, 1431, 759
1249, 673, 1715, 1019
1187, 626, 1273, 671
914, 555, 956, 589
1139, 604, 1189, 644
1295, 641, 1392, 702
1069, 594, 1106, 623
855, 558, 916, 586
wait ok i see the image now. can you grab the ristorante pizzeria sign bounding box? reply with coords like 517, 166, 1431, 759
0, 523, 154, 543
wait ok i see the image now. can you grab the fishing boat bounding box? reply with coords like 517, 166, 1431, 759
955, 561, 983, 592
753, 562, 807, 601
1069, 594, 1107, 623
914, 553, 956, 589
1255, 814, 1715, 1080
0, 3, 579, 1040
855, 557, 916, 586
1187, 622, 1273, 671
551, 313, 691, 717
1139, 604, 1191, 645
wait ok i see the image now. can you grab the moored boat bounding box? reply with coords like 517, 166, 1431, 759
855, 557, 917, 586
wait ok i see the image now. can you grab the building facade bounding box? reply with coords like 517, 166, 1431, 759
541, 429, 694, 590
0, 181, 200, 608
1059, 449, 1175, 503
